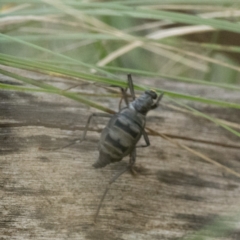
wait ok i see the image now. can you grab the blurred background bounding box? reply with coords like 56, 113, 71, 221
1, 0, 240, 86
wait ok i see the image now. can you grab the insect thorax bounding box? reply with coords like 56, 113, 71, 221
131, 91, 156, 115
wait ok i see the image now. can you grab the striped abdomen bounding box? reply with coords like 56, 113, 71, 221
93, 108, 145, 168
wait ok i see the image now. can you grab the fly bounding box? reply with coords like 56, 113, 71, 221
81, 74, 164, 222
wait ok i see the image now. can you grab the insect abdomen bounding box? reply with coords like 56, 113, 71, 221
93, 108, 145, 168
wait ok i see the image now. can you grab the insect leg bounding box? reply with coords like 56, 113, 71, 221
82, 112, 112, 141
41, 112, 112, 151
151, 92, 164, 109
39, 139, 79, 151
110, 74, 136, 109
129, 147, 136, 166
94, 165, 130, 223
94, 149, 136, 223
136, 129, 150, 148
118, 86, 129, 109
127, 74, 136, 100
103, 83, 128, 110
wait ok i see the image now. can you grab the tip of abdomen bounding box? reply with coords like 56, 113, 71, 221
92, 158, 111, 168
92, 152, 114, 168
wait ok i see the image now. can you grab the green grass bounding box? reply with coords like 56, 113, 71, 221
1, 0, 239, 130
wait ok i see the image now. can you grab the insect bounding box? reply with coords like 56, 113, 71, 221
81, 74, 164, 222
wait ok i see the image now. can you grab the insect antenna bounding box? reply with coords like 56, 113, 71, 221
151, 92, 164, 109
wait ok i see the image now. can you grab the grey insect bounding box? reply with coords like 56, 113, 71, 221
82, 74, 163, 222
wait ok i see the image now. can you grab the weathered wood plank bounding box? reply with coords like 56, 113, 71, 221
0, 69, 240, 240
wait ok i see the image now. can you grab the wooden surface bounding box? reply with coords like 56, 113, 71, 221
0, 68, 240, 240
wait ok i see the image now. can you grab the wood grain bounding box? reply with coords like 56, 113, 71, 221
0, 69, 240, 240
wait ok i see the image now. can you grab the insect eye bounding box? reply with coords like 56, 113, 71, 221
145, 90, 157, 99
